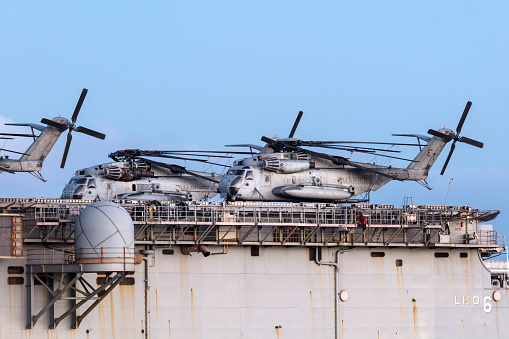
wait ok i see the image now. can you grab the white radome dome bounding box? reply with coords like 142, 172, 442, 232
75, 201, 134, 263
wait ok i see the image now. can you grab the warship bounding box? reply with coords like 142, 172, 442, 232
0, 197, 507, 338
0, 101, 506, 338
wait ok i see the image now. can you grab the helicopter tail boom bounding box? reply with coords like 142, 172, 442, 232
406, 132, 449, 172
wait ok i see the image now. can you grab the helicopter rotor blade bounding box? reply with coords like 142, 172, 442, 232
458, 136, 483, 148
300, 140, 421, 147
75, 126, 106, 140
288, 145, 404, 181
60, 131, 72, 168
0, 133, 39, 138
136, 156, 220, 183
308, 143, 402, 153
261, 136, 276, 144
427, 129, 452, 141
456, 101, 471, 135
156, 152, 233, 159
440, 142, 456, 175
0, 148, 26, 155
288, 111, 303, 138
159, 150, 255, 155
71, 88, 88, 124
40, 118, 68, 131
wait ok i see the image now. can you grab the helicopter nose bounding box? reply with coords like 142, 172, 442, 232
229, 186, 239, 197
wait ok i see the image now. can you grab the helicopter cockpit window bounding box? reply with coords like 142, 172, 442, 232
227, 169, 235, 175
234, 170, 245, 176
73, 185, 86, 195
245, 171, 254, 180
230, 176, 243, 188
87, 179, 96, 188
76, 178, 87, 185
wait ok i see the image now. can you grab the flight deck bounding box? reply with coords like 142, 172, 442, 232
0, 198, 501, 252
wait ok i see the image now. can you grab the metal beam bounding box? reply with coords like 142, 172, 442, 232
282, 226, 299, 244
353, 227, 369, 244
366, 228, 383, 244
32, 273, 82, 327
385, 227, 403, 246
302, 224, 321, 244
239, 223, 258, 244
56, 273, 124, 328
74, 272, 127, 328
196, 222, 216, 243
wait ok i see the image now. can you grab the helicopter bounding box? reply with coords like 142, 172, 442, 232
217, 103, 484, 203
0, 89, 105, 181
61, 149, 225, 202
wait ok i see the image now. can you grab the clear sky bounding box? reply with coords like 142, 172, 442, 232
1, 2, 508, 237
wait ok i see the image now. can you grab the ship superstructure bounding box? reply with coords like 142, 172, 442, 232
0, 198, 507, 338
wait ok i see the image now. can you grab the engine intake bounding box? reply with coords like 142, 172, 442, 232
263, 157, 311, 173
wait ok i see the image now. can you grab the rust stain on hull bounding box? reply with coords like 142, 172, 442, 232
412, 299, 418, 338
309, 291, 316, 339
191, 288, 194, 337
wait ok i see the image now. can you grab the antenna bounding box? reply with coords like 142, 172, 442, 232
444, 178, 454, 205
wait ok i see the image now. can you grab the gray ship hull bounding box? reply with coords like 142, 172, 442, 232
0, 199, 507, 338
1, 246, 508, 338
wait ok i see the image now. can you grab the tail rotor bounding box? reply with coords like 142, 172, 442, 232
40, 88, 106, 168
427, 101, 484, 175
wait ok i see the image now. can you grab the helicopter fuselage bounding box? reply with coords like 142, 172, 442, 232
61, 161, 220, 202
218, 152, 429, 203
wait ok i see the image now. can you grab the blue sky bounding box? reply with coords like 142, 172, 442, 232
1, 2, 508, 237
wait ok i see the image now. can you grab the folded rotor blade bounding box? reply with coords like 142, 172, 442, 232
160, 150, 255, 155
41, 118, 68, 131
310, 143, 402, 153
292, 145, 404, 181
440, 142, 456, 175
60, 131, 72, 168
157, 152, 232, 159
71, 88, 88, 124
0, 133, 39, 138
302, 140, 421, 146
136, 157, 220, 183
74, 126, 106, 140
288, 111, 303, 138
427, 129, 452, 141
459, 136, 483, 148
0, 148, 25, 155
261, 136, 275, 144
456, 101, 471, 135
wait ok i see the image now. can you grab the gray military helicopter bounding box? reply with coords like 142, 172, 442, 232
218, 103, 483, 203
61, 149, 226, 202
0, 89, 105, 181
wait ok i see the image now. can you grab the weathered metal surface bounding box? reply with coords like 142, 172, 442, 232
0, 214, 23, 257
0, 198, 506, 338
0, 246, 508, 338
0, 198, 500, 250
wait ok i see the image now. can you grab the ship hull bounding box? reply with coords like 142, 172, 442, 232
1, 245, 508, 338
